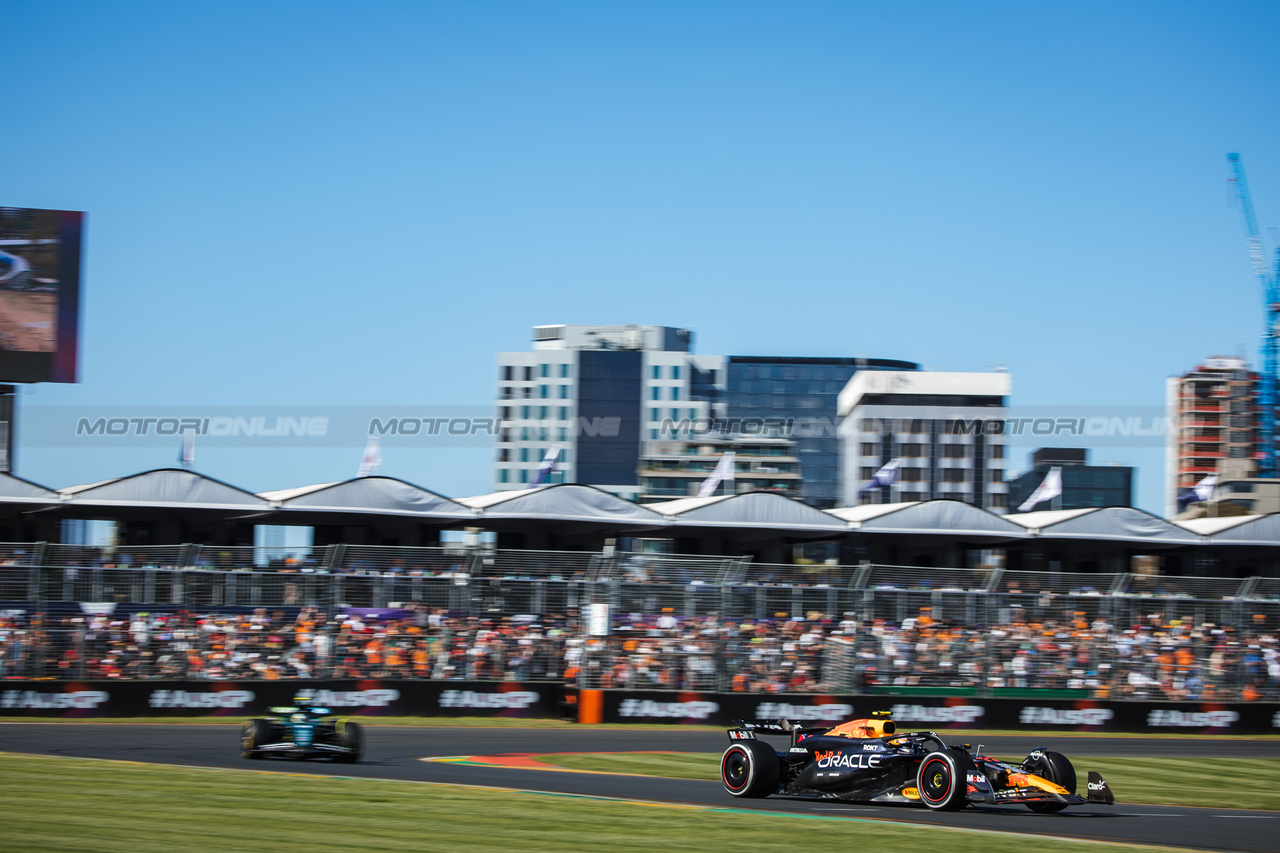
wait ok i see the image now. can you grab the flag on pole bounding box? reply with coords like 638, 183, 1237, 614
858, 459, 901, 495
357, 436, 382, 477
1018, 466, 1062, 512
179, 432, 195, 470
698, 451, 736, 497
1193, 473, 1218, 503
1177, 474, 1218, 512
529, 445, 562, 488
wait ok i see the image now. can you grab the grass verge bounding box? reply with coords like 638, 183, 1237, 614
547, 752, 1280, 811
0, 753, 1196, 853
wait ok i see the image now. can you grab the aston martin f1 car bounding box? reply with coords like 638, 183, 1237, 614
241, 698, 362, 762
720, 711, 1115, 812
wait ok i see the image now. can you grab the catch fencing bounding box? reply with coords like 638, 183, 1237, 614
1, 543, 1277, 701
1, 544, 1276, 624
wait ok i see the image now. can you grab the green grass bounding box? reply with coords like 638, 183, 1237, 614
0, 753, 1198, 853
548, 752, 1280, 811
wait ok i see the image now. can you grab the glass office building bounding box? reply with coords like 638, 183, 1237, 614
1008, 448, 1133, 511
724, 356, 917, 508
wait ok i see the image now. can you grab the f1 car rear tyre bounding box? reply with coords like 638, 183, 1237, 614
917, 749, 974, 811
1026, 750, 1076, 813
721, 741, 780, 798
336, 721, 362, 763
241, 719, 271, 759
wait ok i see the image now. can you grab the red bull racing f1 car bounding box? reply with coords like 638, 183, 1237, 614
720, 711, 1115, 812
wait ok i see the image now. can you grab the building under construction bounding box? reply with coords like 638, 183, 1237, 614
1165, 355, 1260, 515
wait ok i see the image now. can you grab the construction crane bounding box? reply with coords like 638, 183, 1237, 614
1227, 153, 1280, 477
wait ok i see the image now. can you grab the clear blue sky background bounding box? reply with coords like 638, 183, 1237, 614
8, 0, 1280, 514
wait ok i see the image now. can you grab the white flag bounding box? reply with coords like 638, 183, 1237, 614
529, 445, 562, 488
698, 452, 736, 497
180, 433, 195, 470
1193, 473, 1218, 503
859, 459, 901, 494
357, 436, 382, 477
1018, 466, 1062, 512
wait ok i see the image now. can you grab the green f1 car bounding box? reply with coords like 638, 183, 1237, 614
241, 696, 362, 762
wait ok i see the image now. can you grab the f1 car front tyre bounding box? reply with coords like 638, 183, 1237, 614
1026, 750, 1076, 813
241, 719, 271, 759
917, 749, 974, 811
721, 741, 779, 799
336, 721, 362, 763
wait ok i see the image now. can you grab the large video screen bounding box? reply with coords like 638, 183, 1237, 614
0, 207, 83, 383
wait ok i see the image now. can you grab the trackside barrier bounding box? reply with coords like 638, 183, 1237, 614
0, 680, 561, 719
1, 681, 1276, 733
601, 690, 1280, 734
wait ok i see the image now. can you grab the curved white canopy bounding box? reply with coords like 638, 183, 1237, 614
648, 492, 847, 534
828, 500, 1028, 539
1007, 506, 1198, 545
456, 484, 667, 529
57, 469, 270, 512
259, 476, 472, 519
1182, 512, 1280, 546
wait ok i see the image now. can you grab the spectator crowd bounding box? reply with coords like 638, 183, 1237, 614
1, 602, 1276, 702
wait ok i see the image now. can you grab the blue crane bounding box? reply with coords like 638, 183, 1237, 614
1227, 153, 1280, 477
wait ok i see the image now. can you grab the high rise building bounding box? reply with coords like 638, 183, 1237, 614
723, 357, 917, 508
493, 325, 724, 497
837, 370, 1012, 511
1007, 448, 1133, 511
1165, 356, 1259, 517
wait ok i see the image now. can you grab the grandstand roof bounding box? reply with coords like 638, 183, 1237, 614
55, 469, 270, 513
646, 492, 847, 537
1181, 511, 1280, 546
0, 473, 61, 503
455, 484, 667, 530
1006, 506, 1197, 545
258, 476, 472, 520
827, 500, 1028, 540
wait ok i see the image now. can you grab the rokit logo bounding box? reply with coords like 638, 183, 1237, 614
617, 699, 719, 719
1019, 707, 1114, 727
890, 704, 984, 724
294, 689, 399, 708
438, 690, 540, 710
755, 702, 852, 722
149, 690, 254, 709
1146, 710, 1239, 728
1, 690, 109, 710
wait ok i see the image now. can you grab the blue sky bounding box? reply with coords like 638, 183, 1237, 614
8, 0, 1280, 513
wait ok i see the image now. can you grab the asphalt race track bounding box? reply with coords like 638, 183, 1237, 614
3, 724, 1278, 853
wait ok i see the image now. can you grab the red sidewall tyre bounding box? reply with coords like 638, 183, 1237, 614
720, 741, 779, 799
917, 749, 971, 811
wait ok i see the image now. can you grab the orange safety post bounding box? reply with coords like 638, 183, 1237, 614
577, 689, 604, 724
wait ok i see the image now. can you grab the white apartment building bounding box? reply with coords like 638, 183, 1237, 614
837, 370, 1012, 511
493, 325, 725, 496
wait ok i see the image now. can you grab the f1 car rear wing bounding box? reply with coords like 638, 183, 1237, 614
728, 719, 829, 745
